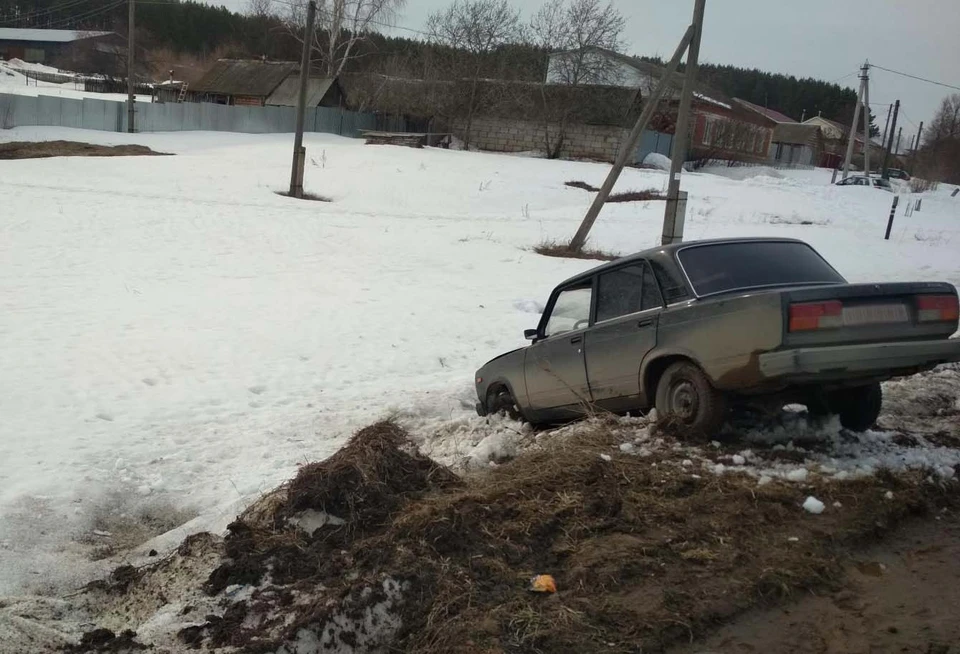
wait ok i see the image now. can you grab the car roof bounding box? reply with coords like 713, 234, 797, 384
555, 237, 810, 288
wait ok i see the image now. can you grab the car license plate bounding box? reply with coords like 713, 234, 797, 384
842, 303, 908, 326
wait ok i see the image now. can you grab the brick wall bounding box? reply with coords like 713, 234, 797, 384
453, 116, 628, 162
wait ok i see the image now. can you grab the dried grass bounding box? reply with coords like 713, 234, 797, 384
533, 240, 619, 262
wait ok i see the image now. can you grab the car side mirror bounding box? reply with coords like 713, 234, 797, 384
524, 329, 538, 341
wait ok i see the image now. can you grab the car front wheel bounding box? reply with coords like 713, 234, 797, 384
654, 361, 727, 438
487, 388, 522, 421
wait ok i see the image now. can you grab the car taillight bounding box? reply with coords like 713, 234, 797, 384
916, 295, 960, 322
788, 300, 843, 332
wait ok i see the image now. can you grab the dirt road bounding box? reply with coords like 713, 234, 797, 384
671, 513, 960, 654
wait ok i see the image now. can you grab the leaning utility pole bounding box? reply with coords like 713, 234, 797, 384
881, 99, 899, 178
895, 127, 902, 154
289, 0, 317, 199
880, 103, 892, 153
915, 121, 924, 152
661, 0, 706, 246
126, 0, 135, 133
842, 62, 869, 180
568, 24, 695, 252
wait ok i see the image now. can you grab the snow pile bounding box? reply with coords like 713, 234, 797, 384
642, 152, 672, 170
701, 164, 784, 181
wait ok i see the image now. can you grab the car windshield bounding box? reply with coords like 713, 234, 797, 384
875, 178, 892, 189
677, 241, 846, 296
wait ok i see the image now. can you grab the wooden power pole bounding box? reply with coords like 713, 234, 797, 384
126, 0, 135, 133
661, 0, 706, 245
289, 0, 317, 199
881, 99, 899, 178
842, 62, 869, 179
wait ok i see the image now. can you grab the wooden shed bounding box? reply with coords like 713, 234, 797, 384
190, 59, 298, 106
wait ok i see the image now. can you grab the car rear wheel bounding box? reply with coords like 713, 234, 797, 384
828, 383, 882, 432
487, 387, 522, 421
654, 362, 727, 438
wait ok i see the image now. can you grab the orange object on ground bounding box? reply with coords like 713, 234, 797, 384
529, 574, 557, 593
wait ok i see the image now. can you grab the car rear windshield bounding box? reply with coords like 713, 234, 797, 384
677, 241, 845, 297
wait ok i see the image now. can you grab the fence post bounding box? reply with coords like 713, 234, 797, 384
884, 195, 900, 240
915, 198, 922, 212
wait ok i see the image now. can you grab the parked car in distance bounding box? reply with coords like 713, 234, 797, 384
836, 175, 893, 191
475, 238, 960, 436
886, 168, 911, 181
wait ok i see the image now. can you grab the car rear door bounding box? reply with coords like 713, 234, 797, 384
524, 281, 593, 415
583, 261, 663, 407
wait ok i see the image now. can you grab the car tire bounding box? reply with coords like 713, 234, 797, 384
487, 387, 522, 421
654, 362, 727, 438
829, 383, 882, 432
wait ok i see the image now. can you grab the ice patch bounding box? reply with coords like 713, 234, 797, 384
802, 496, 825, 514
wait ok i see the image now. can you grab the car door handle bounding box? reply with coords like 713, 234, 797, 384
638, 318, 654, 328
570, 335, 583, 344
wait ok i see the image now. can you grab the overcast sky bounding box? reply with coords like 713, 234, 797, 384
244, 0, 960, 137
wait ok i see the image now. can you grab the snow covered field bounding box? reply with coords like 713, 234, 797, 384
1, 126, 959, 596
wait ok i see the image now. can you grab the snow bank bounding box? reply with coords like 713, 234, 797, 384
642, 152, 672, 171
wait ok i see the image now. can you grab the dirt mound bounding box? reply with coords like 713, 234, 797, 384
127, 419, 952, 654
65, 417, 960, 653
0, 141, 167, 159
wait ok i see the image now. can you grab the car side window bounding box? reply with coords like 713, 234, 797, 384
650, 259, 691, 303
641, 263, 664, 309
596, 261, 664, 322
597, 265, 644, 322
544, 283, 592, 337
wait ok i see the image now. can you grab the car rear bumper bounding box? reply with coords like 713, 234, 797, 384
759, 338, 960, 380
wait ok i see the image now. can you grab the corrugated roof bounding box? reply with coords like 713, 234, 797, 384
0, 28, 111, 43
192, 59, 298, 97
734, 98, 797, 123
266, 76, 337, 107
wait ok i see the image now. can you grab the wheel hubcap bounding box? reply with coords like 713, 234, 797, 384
669, 381, 699, 421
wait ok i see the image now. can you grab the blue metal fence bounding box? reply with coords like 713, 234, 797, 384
0, 91, 380, 138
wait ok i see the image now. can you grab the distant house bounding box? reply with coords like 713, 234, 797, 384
188, 59, 342, 108
735, 98, 821, 167
546, 46, 774, 164
0, 28, 124, 71
803, 115, 883, 169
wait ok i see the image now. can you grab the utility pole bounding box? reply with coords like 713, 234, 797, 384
895, 126, 902, 154
880, 103, 892, 153
842, 62, 868, 180
915, 121, 924, 151
126, 0, 135, 133
862, 62, 871, 176
881, 99, 899, 179
661, 0, 706, 246
568, 24, 695, 252
289, 0, 317, 199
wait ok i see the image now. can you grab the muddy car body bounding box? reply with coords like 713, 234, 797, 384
475, 238, 960, 433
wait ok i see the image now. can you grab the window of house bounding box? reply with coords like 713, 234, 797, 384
755, 132, 765, 153
713, 122, 726, 147
544, 283, 592, 337
596, 262, 664, 323
702, 119, 713, 145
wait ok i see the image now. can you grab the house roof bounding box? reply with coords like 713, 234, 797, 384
773, 122, 821, 145
192, 59, 298, 97
554, 46, 736, 110
733, 98, 797, 123
0, 28, 112, 43
266, 76, 339, 107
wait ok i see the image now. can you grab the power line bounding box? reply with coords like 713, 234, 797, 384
872, 64, 960, 92
268, 0, 431, 36
829, 70, 859, 84
0, 0, 99, 26
42, 0, 125, 30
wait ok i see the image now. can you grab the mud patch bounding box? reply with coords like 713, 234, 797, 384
0, 141, 168, 159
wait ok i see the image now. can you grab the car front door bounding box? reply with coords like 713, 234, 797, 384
584, 261, 664, 409
524, 281, 593, 416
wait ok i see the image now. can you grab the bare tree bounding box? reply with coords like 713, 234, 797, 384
246, 0, 275, 18
285, 0, 406, 77
427, 0, 522, 147
926, 93, 960, 145
529, 0, 624, 157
